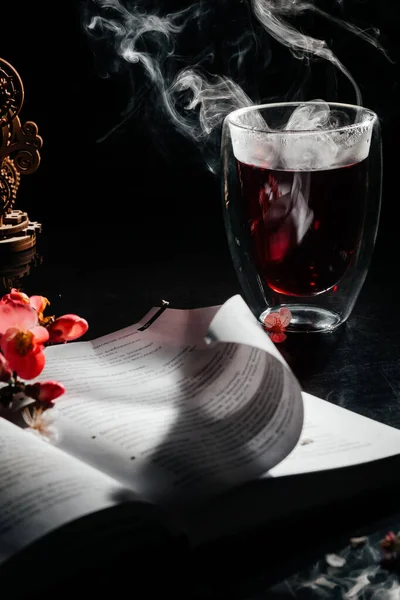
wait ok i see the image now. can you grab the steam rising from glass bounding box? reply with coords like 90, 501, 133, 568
84, 0, 387, 172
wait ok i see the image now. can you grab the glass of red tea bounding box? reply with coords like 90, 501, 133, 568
222, 101, 382, 333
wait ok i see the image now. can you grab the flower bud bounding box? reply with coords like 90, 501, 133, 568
47, 314, 88, 343
25, 380, 65, 405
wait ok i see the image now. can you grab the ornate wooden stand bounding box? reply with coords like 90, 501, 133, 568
0, 246, 40, 294
0, 58, 42, 253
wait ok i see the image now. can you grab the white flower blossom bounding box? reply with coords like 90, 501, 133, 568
22, 407, 59, 443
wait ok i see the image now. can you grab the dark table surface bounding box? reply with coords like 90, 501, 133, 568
2, 218, 400, 599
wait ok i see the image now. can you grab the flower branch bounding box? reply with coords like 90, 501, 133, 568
0, 288, 88, 440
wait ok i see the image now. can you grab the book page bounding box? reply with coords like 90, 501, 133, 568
41, 295, 303, 506
0, 418, 131, 565
187, 392, 400, 544
269, 392, 400, 477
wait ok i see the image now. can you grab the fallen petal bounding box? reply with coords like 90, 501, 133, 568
270, 331, 287, 343
264, 312, 280, 329
279, 307, 292, 328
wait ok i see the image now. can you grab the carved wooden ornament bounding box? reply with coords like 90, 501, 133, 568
0, 58, 42, 252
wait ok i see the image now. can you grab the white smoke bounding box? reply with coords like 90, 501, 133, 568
84, 0, 387, 172
228, 100, 375, 171
281, 531, 400, 600
250, 0, 389, 106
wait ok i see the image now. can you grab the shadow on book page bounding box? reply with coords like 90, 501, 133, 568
42, 295, 304, 507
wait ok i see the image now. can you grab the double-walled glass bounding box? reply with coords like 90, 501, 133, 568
222, 101, 382, 333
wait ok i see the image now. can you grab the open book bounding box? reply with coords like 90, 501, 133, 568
2, 295, 400, 595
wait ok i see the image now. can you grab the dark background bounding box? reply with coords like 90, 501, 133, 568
2, 3, 400, 594
1, 0, 399, 266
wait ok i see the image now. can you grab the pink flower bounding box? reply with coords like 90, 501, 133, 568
0, 288, 30, 306
0, 353, 12, 383
25, 381, 65, 405
47, 314, 88, 343
263, 307, 292, 343
0, 301, 49, 379
29, 295, 50, 320
0, 290, 51, 323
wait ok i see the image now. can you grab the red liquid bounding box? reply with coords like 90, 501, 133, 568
237, 159, 368, 296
